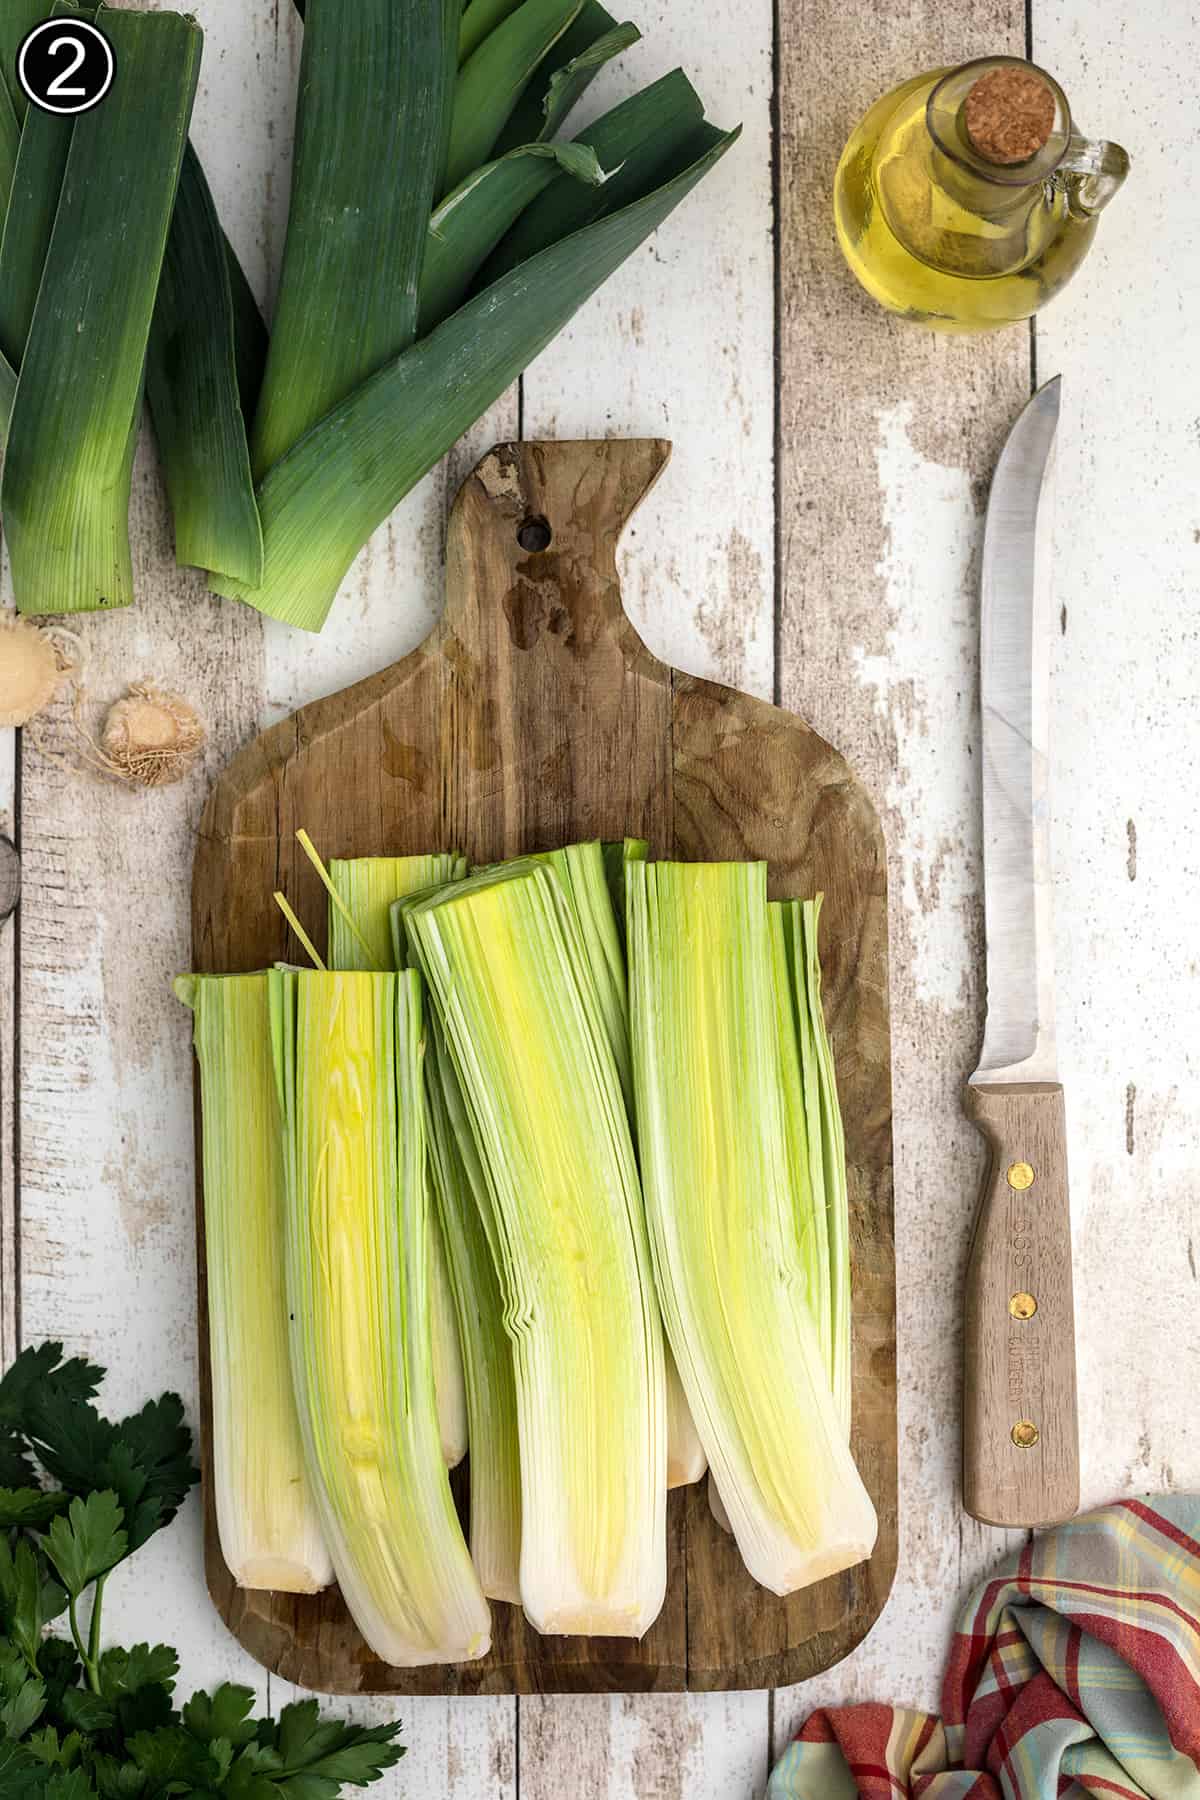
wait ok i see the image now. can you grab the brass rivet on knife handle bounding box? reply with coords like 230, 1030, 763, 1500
1007, 1160, 1035, 1190
962, 1081, 1079, 1528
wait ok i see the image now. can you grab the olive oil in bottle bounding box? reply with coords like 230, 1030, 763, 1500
834, 58, 1129, 333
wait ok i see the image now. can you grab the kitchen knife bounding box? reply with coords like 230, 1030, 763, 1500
963, 376, 1079, 1529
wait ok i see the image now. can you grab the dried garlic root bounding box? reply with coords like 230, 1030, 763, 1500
0, 615, 79, 727
94, 683, 206, 788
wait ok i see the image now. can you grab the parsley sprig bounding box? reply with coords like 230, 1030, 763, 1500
0, 1344, 405, 1797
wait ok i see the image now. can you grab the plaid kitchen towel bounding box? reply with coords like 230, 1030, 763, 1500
767, 1496, 1200, 1799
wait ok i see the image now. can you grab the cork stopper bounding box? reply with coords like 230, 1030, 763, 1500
963, 66, 1056, 165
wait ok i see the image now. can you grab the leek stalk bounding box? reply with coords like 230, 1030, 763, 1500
177, 972, 332, 1595
1, 8, 201, 615
270, 967, 490, 1666
627, 860, 876, 1596
407, 863, 666, 1636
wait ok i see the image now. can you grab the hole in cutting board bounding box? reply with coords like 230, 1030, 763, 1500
517, 515, 552, 553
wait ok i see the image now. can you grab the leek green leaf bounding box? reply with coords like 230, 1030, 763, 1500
270, 968, 490, 1665
419, 140, 606, 334
147, 144, 263, 586
179, 972, 332, 1594
211, 126, 737, 632
445, 0, 582, 194
478, 69, 706, 285
250, 0, 454, 479
225, 237, 268, 422
407, 862, 666, 1636
458, 0, 523, 65
495, 5, 639, 154
0, 350, 13, 440
628, 860, 876, 1596
0, 0, 47, 123
0, 3, 80, 374
0, 68, 17, 214
2, 9, 201, 615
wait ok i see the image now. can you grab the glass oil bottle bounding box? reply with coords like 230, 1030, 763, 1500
834, 57, 1129, 333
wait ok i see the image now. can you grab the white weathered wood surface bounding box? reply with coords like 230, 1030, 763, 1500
1, 0, 1196, 1791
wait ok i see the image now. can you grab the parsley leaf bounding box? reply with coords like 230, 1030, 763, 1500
127, 1725, 217, 1790
107, 1398, 197, 1530
45, 1770, 98, 1800
28, 1725, 83, 1770
97, 1645, 178, 1703
182, 1683, 258, 1749
37, 1638, 81, 1712
42, 1493, 128, 1598
269, 1703, 406, 1793
0, 1430, 38, 1488
0, 1345, 103, 1431
2, 1536, 67, 1669
0, 1487, 71, 1530
57, 1687, 116, 1734
25, 1397, 117, 1499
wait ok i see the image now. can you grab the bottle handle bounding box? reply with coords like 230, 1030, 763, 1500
1055, 131, 1130, 217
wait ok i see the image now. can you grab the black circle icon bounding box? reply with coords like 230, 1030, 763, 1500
17, 17, 115, 117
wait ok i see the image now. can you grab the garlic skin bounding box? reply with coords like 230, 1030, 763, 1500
97, 683, 206, 788
0, 616, 68, 727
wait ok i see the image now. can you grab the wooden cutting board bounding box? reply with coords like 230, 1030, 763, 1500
191, 438, 897, 1694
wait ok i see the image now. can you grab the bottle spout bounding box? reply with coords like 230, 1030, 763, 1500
1056, 131, 1130, 215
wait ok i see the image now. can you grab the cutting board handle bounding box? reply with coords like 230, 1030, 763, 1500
441, 439, 671, 649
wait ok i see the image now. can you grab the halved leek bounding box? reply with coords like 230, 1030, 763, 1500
627, 859, 876, 1595
425, 1021, 522, 1601
0, 0, 46, 123
2, 8, 201, 615
316, 846, 471, 1470
327, 851, 468, 973
270, 966, 490, 1666
407, 862, 666, 1636
177, 972, 332, 1595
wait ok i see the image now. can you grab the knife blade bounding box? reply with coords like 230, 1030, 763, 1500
962, 376, 1079, 1530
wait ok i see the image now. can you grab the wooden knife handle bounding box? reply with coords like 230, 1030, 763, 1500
962, 1081, 1079, 1528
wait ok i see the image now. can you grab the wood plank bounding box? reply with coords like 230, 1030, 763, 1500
519, 1691, 770, 1800
1032, 6, 1200, 1514
192, 437, 895, 1694
772, 0, 1030, 1731
0, 723, 16, 1366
